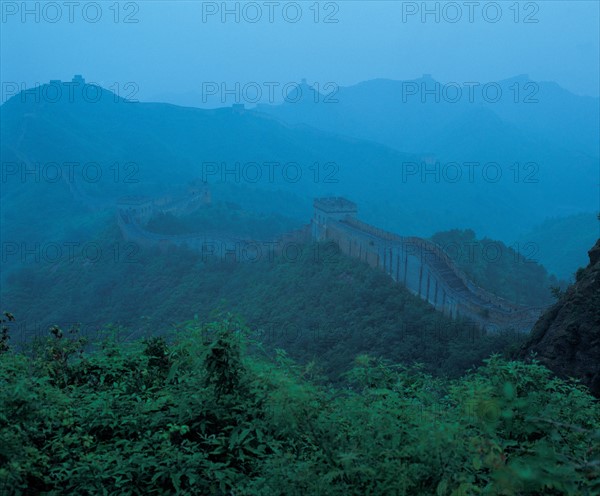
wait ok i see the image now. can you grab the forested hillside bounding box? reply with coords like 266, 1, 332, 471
430, 229, 563, 306
1, 219, 531, 382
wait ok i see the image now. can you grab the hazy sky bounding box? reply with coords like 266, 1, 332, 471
1, 0, 599, 104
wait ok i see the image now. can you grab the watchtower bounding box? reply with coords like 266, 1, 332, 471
312, 197, 357, 241
188, 179, 211, 205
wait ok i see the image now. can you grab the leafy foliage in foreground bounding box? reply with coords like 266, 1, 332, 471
1, 319, 598, 495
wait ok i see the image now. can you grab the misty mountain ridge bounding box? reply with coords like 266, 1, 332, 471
1, 76, 597, 280
257, 74, 599, 157
149, 74, 599, 160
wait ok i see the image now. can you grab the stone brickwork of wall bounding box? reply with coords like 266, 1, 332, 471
319, 212, 543, 332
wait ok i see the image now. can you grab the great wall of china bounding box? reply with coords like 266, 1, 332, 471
114, 184, 545, 332
10, 102, 545, 334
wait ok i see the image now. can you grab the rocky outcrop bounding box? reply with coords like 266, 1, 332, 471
519, 239, 600, 396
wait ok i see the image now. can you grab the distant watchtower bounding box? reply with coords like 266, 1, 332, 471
312, 197, 357, 241
188, 179, 211, 206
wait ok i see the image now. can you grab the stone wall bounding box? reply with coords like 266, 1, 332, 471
116, 192, 543, 332
117, 207, 311, 263
321, 215, 543, 332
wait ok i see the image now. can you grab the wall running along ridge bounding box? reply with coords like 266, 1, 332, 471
116, 194, 545, 332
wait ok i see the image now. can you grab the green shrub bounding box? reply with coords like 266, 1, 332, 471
1, 320, 598, 495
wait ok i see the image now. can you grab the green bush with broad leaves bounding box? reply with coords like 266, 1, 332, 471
1, 315, 598, 495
